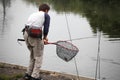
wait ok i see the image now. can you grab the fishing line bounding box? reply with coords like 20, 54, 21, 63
64, 10, 80, 80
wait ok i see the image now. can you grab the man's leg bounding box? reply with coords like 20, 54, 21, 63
26, 51, 35, 75
31, 39, 44, 79
23, 31, 35, 79
31, 57, 43, 78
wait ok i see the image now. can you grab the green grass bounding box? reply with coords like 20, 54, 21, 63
0, 74, 23, 80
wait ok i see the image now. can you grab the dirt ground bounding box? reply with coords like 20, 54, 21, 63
0, 62, 94, 80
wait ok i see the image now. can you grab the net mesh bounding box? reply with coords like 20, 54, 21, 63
56, 41, 79, 62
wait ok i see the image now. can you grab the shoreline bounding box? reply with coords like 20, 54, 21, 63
0, 62, 94, 80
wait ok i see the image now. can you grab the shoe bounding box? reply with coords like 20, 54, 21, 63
23, 73, 32, 80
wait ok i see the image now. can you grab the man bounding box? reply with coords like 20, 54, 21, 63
23, 4, 50, 80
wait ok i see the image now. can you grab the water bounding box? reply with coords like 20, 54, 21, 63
0, 0, 120, 80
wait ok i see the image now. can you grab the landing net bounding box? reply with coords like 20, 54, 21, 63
56, 41, 79, 62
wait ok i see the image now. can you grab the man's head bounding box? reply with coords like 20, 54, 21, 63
39, 4, 50, 13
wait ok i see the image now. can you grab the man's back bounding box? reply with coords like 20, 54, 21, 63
26, 11, 45, 28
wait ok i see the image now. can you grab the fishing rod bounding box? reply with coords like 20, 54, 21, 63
17, 36, 96, 42
17, 36, 96, 46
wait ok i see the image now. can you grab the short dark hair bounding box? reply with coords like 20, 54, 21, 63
39, 4, 50, 12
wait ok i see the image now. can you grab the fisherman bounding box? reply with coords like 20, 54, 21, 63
22, 4, 50, 80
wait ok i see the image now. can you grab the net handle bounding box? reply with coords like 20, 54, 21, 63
17, 39, 79, 52
47, 42, 57, 45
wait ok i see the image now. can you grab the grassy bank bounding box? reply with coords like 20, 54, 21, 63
0, 62, 94, 80
0, 62, 25, 80
0, 74, 23, 80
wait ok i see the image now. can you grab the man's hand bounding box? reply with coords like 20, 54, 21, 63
43, 37, 48, 45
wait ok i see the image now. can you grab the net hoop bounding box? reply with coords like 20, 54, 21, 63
56, 41, 79, 62
56, 41, 79, 52
48, 40, 79, 62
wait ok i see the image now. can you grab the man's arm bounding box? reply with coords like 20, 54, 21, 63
43, 13, 50, 43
